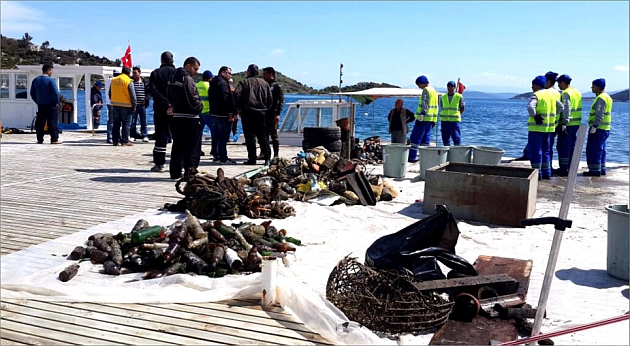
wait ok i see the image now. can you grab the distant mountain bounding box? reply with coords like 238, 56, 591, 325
511, 89, 629, 101
463, 91, 514, 99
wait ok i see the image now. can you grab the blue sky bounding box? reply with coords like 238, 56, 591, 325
2, 1, 629, 93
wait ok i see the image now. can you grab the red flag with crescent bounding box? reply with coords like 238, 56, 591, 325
121, 44, 132, 68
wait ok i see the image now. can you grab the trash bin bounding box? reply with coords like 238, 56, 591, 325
473, 146, 504, 165
382, 144, 410, 178
419, 146, 449, 180
447, 145, 474, 163
605, 204, 629, 280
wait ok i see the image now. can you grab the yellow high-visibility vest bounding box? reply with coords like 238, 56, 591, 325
110, 74, 132, 108
440, 93, 462, 122
589, 92, 612, 130
528, 89, 556, 133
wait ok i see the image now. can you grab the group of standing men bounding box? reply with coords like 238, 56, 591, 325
523, 71, 612, 179
145, 51, 284, 179
386, 75, 465, 162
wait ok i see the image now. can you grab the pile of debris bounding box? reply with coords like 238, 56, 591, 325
250, 148, 399, 206
164, 167, 296, 220
360, 136, 383, 164
58, 211, 300, 282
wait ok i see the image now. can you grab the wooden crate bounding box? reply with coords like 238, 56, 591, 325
423, 163, 538, 227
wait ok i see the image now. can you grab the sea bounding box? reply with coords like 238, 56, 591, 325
61, 90, 629, 164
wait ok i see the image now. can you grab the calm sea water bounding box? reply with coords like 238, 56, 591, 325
63, 90, 629, 163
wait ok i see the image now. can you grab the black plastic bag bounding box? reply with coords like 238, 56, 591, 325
365, 205, 477, 281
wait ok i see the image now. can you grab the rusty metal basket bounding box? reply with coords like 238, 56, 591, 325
326, 256, 454, 335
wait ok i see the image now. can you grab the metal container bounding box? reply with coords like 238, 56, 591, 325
606, 204, 629, 281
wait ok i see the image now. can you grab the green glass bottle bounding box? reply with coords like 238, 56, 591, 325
130, 226, 166, 245
285, 237, 302, 246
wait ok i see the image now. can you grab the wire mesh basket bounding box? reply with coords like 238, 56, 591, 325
326, 256, 454, 335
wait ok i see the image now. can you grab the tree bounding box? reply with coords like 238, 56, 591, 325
20, 32, 33, 48
41, 41, 50, 50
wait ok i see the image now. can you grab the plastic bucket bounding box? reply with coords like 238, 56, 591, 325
473, 146, 505, 165
419, 146, 450, 180
382, 144, 410, 178
605, 204, 629, 280
447, 145, 474, 163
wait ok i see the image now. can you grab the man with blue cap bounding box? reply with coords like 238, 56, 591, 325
196, 70, 214, 158
583, 78, 612, 177
90, 80, 104, 130
408, 75, 439, 163
544, 71, 562, 172
526, 75, 564, 180
554, 74, 582, 176
438, 81, 465, 146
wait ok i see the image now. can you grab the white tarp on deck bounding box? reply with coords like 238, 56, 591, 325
2, 163, 629, 344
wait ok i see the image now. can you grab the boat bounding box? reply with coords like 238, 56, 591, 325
0, 65, 152, 130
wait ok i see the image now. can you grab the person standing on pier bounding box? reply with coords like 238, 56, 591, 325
583, 78, 612, 177
30, 64, 62, 144
544, 71, 561, 172
527, 75, 563, 180
167, 57, 204, 179
130, 67, 150, 142
234, 64, 273, 166
262, 66, 284, 159
108, 66, 137, 146
387, 99, 414, 144
196, 70, 214, 158
554, 74, 582, 176
209, 66, 237, 164
438, 81, 466, 146
106, 69, 121, 144
90, 81, 104, 130
408, 75, 438, 163
148, 51, 176, 173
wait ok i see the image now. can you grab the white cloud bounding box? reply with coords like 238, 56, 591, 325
0, 2, 47, 33
270, 49, 284, 56
302, 71, 309, 76
614, 66, 629, 72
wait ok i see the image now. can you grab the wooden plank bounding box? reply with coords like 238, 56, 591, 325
104, 302, 318, 345
429, 315, 518, 345
1, 303, 172, 345
0, 337, 28, 346
1, 314, 123, 345
0, 327, 70, 345
10, 300, 224, 345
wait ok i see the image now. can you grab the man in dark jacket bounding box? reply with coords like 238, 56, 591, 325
148, 51, 176, 173
262, 67, 284, 159
30, 63, 62, 144
234, 64, 273, 166
167, 57, 203, 179
90, 81, 104, 130
209, 66, 237, 164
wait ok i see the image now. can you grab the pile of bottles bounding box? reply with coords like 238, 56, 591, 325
59, 210, 301, 282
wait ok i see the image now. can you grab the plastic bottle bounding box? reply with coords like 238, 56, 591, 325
130, 226, 166, 245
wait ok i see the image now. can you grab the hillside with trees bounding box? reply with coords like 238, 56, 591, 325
1, 33, 121, 68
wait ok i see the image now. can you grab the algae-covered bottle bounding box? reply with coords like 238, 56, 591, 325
131, 226, 166, 245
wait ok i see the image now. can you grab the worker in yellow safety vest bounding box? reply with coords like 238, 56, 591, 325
408, 75, 438, 163
554, 74, 582, 176
108, 66, 137, 146
526, 75, 563, 180
583, 78, 612, 177
196, 70, 214, 158
438, 81, 465, 146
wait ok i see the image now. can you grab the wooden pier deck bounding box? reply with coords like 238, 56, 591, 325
0, 132, 330, 345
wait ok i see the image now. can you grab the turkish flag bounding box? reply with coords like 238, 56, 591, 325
457, 81, 466, 94
121, 44, 132, 68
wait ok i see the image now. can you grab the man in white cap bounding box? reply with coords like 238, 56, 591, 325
583, 78, 612, 177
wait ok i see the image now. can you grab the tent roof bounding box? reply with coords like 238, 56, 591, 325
330, 87, 424, 97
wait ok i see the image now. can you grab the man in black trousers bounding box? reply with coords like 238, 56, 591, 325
167, 57, 204, 179
234, 64, 273, 166
148, 51, 176, 173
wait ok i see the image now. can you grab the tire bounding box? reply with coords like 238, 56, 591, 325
303, 127, 341, 143
324, 139, 342, 152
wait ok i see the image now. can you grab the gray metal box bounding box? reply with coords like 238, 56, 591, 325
423, 163, 538, 227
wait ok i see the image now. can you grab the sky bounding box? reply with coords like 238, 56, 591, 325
1, 1, 629, 93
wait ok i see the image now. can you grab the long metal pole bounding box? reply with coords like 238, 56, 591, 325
528, 125, 588, 344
